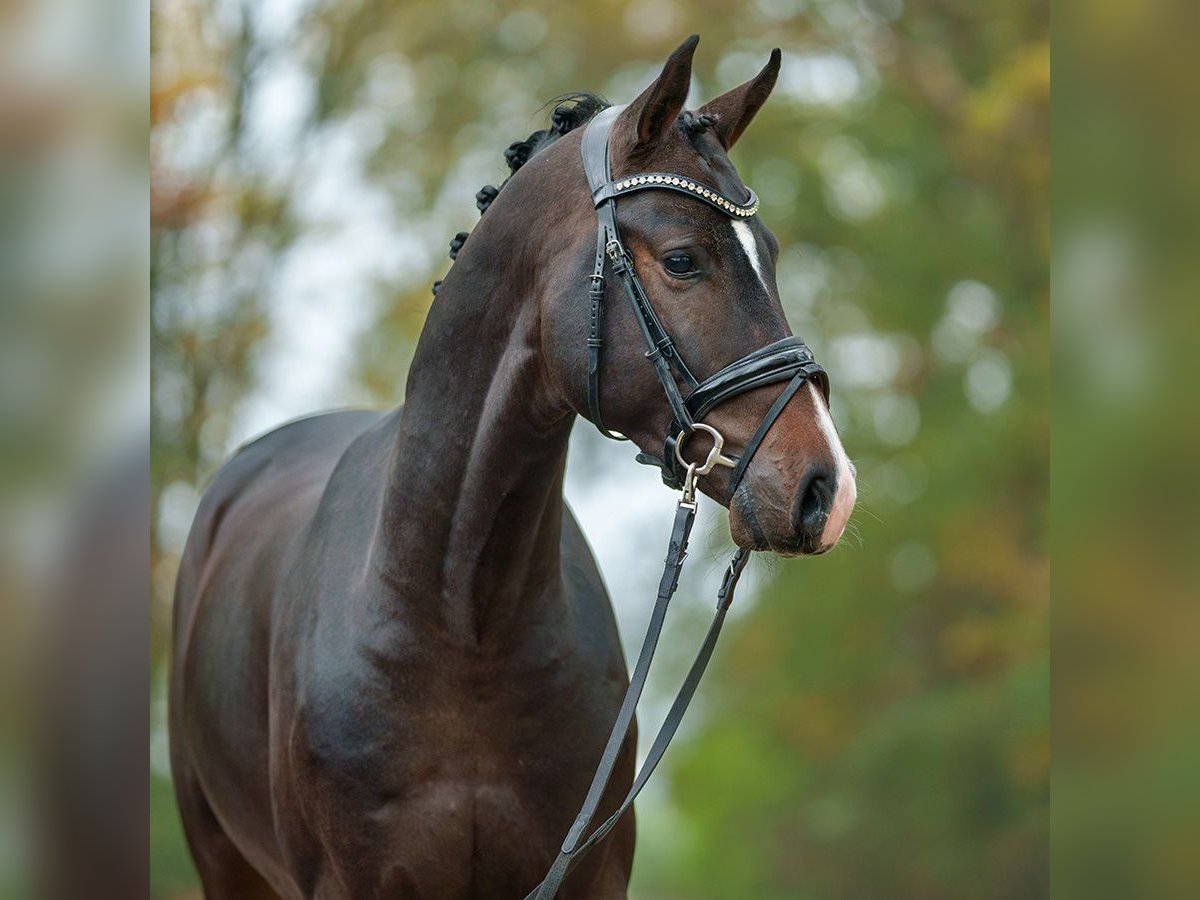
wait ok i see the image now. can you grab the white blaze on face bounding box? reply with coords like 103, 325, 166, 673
731, 220, 771, 295
808, 382, 857, 547
731, 218, 856, 548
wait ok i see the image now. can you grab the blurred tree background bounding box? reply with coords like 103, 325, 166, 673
150, 0, 1048, 897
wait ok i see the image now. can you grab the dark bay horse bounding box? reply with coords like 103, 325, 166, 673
170, 36, 856, 899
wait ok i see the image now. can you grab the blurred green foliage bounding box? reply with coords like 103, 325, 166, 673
151, 0, 1048, 897
1053, 3, 1200, 899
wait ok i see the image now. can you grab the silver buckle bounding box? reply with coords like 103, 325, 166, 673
674, 423, 737, 477
679, 463, 699, 510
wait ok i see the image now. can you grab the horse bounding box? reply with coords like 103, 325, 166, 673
169, 35, 857, 900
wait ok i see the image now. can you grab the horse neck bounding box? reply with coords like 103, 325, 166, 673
373, 169, 585, 647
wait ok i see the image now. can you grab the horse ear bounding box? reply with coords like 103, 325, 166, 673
698, 48, 782, 150
623, 35, 699, 151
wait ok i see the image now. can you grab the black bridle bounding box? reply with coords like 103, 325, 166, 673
580, 105, 827, 498
527, 106, 829, 899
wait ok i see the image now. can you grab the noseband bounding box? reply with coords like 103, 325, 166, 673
580, 104, 828, 502
528, 106, 830, 899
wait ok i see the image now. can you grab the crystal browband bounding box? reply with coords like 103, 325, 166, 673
590, 172, 759, 218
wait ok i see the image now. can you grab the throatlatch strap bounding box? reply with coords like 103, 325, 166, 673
526, 518, 752, 899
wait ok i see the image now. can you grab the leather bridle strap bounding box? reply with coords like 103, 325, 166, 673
540, 549, 749, 886
583, 105, 698, 438
607, 239, 697, 428
586, 206, 617, 438
525, 501, 750, 900
726, 370, 809, 503
673, 336, 827, 424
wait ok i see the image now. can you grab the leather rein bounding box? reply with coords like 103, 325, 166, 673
527, 105, 828, 899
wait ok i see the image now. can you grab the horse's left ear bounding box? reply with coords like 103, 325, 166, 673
698, 48, 782, 150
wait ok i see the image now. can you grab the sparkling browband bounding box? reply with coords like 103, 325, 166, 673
591, 172, 760, 219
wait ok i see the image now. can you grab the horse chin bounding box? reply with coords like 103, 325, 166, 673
728, 497, 776, 554
728, 494, 828, 558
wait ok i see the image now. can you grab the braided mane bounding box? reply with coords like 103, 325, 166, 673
434, 92, 610, 295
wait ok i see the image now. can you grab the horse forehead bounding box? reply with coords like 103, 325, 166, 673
692, 130, 751, 193
685, 151, 748, 198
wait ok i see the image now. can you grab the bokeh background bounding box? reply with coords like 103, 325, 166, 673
21, 1, 1200, 898
148, 1, 1048, 898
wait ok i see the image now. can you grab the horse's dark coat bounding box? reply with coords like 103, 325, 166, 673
170, 36, 847, 899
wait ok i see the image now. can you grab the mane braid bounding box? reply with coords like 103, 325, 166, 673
681, 110, 719, 139
433, 92, 610, 295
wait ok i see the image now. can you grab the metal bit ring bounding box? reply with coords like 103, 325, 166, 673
674, 423, 737, 477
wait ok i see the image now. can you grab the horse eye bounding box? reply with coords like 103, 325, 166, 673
663, 254, 696, 277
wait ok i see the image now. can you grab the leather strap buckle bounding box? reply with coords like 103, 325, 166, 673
605, 240, 630, 272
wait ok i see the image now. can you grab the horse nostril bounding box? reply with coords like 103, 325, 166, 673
792, 464, 835, 539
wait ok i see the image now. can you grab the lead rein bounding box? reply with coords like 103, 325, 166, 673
526, 491, 751, 900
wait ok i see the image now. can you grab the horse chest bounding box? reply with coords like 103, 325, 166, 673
284, 648, 627, 895
297, 648, 621, 786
